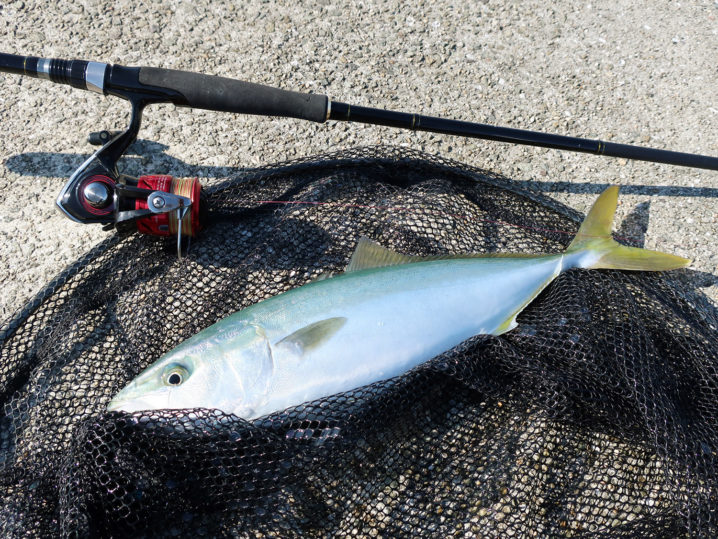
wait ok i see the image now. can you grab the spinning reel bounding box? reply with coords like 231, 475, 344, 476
1, 53, 716, 258
60, 130, 202, 257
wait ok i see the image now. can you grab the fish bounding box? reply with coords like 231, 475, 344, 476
107, 186, 690, 420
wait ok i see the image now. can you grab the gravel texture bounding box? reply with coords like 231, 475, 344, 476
0, 1, 716, 320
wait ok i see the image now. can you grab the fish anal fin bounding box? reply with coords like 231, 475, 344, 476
276, 317, 347, 355
494, 316, 519, 336
491, 264, 563, 336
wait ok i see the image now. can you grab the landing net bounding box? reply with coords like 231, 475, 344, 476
1, 147, 716, 537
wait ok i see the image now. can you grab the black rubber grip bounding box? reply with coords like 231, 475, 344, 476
139, 67, 328, 123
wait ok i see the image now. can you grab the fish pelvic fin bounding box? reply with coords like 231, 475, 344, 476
566, 186, 691, 271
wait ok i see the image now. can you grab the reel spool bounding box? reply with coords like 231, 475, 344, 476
134, 175, 201, 238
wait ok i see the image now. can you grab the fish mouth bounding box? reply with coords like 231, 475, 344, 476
106, 396, 158, 414
106, 379, 165, 414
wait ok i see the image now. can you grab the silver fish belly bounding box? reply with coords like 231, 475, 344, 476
241, 254, 563, 418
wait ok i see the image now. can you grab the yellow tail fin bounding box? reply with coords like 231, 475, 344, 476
566, 186, 690, 271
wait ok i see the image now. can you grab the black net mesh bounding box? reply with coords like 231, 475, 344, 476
1, 147, 716, 537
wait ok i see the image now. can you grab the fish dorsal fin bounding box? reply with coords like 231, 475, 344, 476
346, 237, 545, 272
275, 317, 347, 355
346, 238, 417, 272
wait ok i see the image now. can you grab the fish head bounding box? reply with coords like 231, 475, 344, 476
107, 323, 274, 420
106, 353, 205, 414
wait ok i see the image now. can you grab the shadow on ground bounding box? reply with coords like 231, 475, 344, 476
5, 140, 718, 198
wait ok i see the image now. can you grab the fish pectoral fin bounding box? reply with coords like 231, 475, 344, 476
275, 317, 348, 356
346, 238, 417, 272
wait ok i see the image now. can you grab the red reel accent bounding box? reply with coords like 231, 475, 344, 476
134, 176, 201, 237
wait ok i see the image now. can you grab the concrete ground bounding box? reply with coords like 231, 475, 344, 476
0, 1, 716, 320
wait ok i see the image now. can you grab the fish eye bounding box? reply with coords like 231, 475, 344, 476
163, 365, 189, 387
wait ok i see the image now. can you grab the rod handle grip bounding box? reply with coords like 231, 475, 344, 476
138, 67, 328, 122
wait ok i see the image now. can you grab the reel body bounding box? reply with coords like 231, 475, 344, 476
56, 123, 202, 256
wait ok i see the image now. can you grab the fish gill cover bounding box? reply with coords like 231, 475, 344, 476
0, 147, 716, 537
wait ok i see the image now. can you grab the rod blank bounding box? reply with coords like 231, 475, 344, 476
328, 102, 718, 171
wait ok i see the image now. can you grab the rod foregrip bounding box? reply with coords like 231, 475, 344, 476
138, 67, 328, 122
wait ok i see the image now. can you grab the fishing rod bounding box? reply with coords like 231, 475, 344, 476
1, 52, 716, 255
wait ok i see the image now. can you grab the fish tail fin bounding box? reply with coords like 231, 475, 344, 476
566, 186, 690, 271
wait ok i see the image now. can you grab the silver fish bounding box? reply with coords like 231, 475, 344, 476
107, 187, 689, 420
